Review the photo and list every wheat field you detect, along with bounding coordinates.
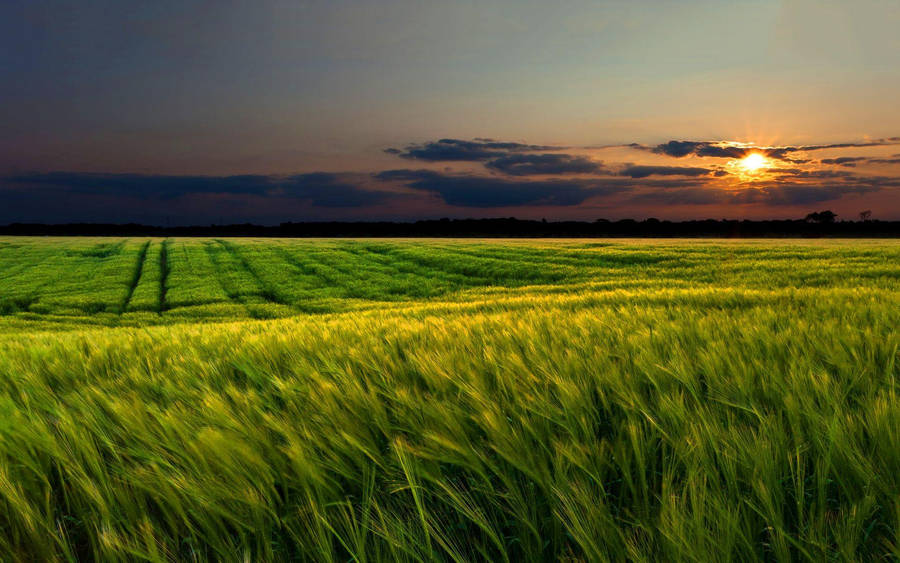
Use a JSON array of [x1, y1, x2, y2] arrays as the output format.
[[0, 237, 898, 561]]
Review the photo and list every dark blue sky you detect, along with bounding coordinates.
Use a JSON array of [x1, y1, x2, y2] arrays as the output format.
[[2, 1, 899, 224]]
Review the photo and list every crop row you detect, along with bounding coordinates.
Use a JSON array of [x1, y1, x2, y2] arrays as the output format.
[[0, 238, 897, 330]]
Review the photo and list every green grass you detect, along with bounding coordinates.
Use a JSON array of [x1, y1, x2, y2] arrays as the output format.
[[0, 237, 898, 561]]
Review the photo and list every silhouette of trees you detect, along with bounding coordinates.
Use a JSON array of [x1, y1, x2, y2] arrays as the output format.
[[805, 210, 837, 224], [859, 210, 872, 221], [2, 214, 898, 237]]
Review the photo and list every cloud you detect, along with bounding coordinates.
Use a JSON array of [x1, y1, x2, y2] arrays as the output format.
[[389, 138, 553, 162], [375, 169, 628, 207], [651, 141, 746, 159], [770, 169, 856, 180], [6, 134, 898, 220], [619, 165, 711, 178], [766, 170, 900, 192], [632, 183, 883, 206], [278, 173, 392, 207], [731, 184, 880, 205], [648, 139, 900, 161], [765, 141, 897, 160], [628, 188, 728, 205], [485, 154, 602, 176], [851, 176, 900, 188], [2, 172, 393, 207], [821, 157, 867, 167]]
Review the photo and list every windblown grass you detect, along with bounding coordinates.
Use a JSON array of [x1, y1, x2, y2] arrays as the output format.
[[0, 238, 897, 560]]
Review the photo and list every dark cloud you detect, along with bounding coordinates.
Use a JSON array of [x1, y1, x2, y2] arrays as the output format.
[[821, 157, 867, 167], [6, 133, 898, 221], [648, 139, 900, 161], [619, 165, 711, 178], [2, 172, 392, 207], [651, 141, 746, 159], [698, 145, 750, 158], [391, 138, 553, 162], [4, 172, 269, 198], [766, 167, 804, 175], [633, 183, 883, 207], [485, 154, 601, 176], [731, 185, 880, 205], [850, 176, 900, 188], [787, 141, 892, 151], [770, 169, 857, 180], [628, 187, 728, 205], [279, 173, 391, 207], [649, 141, 698, 158], [373, 169, 438, 182], [375, 169, 627, 207], [765, 141, 897, 161]]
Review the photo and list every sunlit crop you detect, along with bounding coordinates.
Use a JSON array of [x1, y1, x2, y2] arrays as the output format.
[[0, 237, 898, 560]]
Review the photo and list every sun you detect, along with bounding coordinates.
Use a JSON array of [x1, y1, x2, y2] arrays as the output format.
[[739, 152, 769, 173]]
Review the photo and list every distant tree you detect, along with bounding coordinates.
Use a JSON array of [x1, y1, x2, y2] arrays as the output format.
[[805, 210, 837, 224], [859, 210, 872, 221]]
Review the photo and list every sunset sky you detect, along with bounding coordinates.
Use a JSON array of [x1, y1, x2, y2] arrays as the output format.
[[2, 0, 899, 224]]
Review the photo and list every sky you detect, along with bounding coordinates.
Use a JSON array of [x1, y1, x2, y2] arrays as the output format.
[[2, 0, 899, 224]]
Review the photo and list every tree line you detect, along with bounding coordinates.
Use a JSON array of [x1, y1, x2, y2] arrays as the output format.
[[2, 212, 898, 237]]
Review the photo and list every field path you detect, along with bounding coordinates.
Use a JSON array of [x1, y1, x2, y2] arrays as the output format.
[[119, 240, 151, 314], [158, 239, 170, 313], [214, 239, 290, 306]]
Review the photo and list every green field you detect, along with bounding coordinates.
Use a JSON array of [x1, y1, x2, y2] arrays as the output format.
[[0, 238, 898, 561]]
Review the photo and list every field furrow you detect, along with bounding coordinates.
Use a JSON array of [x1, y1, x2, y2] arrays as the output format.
[[119, 240, 151, 313], [214, 239, 292, 306], [158, 239, 170, 313]]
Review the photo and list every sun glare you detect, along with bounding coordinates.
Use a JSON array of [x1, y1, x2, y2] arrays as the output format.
[[740, 152, 769, 173]]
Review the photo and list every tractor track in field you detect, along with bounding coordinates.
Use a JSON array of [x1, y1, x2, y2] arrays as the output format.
[[272, 246, 352, 290], [214, 239, 288, 306], [344, 243, 467, 286], [202, 242, 245, 304], [158, 239, 170, 313], [120, 240, 151, 314]]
